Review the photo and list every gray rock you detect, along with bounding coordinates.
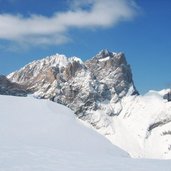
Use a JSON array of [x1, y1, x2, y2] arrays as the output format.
[[0, 75, 27, 96]]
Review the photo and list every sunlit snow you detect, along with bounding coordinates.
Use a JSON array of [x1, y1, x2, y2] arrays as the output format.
[[0, 95, 171, 171]]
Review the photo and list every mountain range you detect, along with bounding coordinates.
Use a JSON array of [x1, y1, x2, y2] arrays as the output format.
[[1, 49, 171, 159]]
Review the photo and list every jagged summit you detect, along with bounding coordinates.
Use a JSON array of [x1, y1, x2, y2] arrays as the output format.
[[95, 49, 114, 58], [31, 53, 82, 68], [8, 53, 83, 84], [93, 50, 127, 66], [7, 49, 138, 115]]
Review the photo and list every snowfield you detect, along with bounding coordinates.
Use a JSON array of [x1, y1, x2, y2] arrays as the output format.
[[0, 95, 171, 171], [105, 90, 171, 159]]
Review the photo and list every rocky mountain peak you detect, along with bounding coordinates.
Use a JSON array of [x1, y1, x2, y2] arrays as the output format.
[[92, 49, 127, 66], [96, 49, 113, 58], [7, 50, 138, 134], [85, 50, 137, 97], [8, 53, 83, 84]]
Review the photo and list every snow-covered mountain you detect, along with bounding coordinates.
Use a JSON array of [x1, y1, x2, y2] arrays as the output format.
[[0, 94, 171, 171], [8, 49, 138, 114], [6, 50, 171, 159]]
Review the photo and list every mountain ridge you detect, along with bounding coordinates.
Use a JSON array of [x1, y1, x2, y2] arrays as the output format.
[[8, 49, 138, 114], [3, 49, 171, 159]]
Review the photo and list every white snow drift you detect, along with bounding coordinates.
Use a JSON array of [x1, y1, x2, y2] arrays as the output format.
[[0, 94, 171, 171], [92, 90, 171, 159]]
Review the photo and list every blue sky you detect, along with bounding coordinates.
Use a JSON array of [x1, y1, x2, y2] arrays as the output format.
[[0, 0, 170, 94]]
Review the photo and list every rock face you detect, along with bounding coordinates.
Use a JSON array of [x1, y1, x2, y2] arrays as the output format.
[[8, 50, 138, 117], [163, 90, 171, 101], [0, 75, 27, 96], [85, 50, 138, 98]]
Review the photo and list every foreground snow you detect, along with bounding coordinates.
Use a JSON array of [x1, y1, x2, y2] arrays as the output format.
[[0, 95, 171, 171]]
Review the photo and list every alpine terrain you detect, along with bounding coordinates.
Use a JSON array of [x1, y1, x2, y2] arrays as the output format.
[[5, 49, 171, 159]]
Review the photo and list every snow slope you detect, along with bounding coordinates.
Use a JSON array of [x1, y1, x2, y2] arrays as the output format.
[[0, 95, 171, 171], [98, 91, 171, 159]]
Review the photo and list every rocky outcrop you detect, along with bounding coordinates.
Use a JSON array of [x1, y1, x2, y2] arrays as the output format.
[[85, 50, 138, 98], [8, 50, 138, 115], [163, 90, 171, 101], [0, 75, 27, 96]]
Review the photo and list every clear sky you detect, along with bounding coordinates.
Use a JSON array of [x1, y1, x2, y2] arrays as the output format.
[[0, 0, 170, 94]]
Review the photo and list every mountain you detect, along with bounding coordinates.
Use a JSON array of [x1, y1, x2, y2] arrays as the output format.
[[0, 94, 171, 171], [8, 49, 138, 113], [0, 75, 27, 96], [7, 50, 171, 159]]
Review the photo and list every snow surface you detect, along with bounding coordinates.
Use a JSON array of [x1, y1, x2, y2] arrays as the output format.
[[0, 95, 171, 171], [98, 56, 110, 62], [98, 90, 171, 159]]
